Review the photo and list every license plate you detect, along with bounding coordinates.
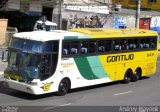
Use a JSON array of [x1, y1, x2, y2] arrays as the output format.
[[4, 73, 23, 80]]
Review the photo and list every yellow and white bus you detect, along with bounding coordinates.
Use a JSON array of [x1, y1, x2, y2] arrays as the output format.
[[3, 28, 158, 95]]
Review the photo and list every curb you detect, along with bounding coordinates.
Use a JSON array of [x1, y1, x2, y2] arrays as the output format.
[[0, 47, 7, 49]]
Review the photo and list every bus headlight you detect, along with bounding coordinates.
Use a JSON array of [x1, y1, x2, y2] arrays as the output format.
[[29, 82, 38, 85], [27, 79, 40, 85]]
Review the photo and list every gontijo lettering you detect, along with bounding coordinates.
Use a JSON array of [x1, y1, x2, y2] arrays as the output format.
[[107, 54, 134, 62]]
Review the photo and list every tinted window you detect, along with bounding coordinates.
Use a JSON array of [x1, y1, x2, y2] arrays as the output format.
[[105, 40, 112, 51], [113, 39, 121, 51], [44, 41, 59, 52], [63, 41, 79, 55], [70, 41, 79, 54], [80, 41, 88, 54], [140, 38, 150, 49], [89, 41, 97, 53], [63, 42, 70, 55], [10, 38, 43, 53], [128, 39, 139, 50], [98, 40, 105, 52], [62, 36, 157, 57]]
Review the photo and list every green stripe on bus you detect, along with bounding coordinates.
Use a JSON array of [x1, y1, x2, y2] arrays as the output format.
[[86, 56, 108, 78], [64, 36, 78, 40], [74, 57, 98, 80], [78, 36, 91, 39], [64, 36, 91, 40]]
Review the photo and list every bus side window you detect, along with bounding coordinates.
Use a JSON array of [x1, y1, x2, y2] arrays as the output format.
[[89, 41, 97, 53], [140, 38, 146, 49], [120, 39, 127, 50], [63, 49, 68, 55], [81, 41, 88, 54], [128, 39, 138, 50], [145, 38, 151, 48], [98, 46, 105, 52], [113, 40, 121, 51], [98, 40, 105, 52], [140, 38, 151, 49], [71, 48, 77, 54], [140, 44, 143, 48], [151, 37, 156, 48], [63, 42, 70, 55], [105, 40, 112, 52], [70, 41, 79, 54], [143, 43, 150, 48], [114, 45, 121, 50], [81, 48, 88, 54], [151, 43, 155, 48], [129, 44, 136, 49], [140, 37, 157, 49]]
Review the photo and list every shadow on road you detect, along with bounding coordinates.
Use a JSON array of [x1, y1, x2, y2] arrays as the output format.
[[69, 76, 150, 94], [0, 76, 150, 100], [70, 81, 121, 94]]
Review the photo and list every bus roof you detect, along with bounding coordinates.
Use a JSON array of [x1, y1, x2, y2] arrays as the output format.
[[69, 28, 158, 38], [13, 30, 85, 42], [13, 28, 158, 42]]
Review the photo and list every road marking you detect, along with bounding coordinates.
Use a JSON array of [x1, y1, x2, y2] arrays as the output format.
[[114, 91, 133, 96], [44, 103, 71, 110]]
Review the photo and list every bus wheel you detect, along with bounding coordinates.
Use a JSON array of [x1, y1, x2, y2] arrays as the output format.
[[123, 69, 132, 84], [132, 68, 141, 82], [57, 78, 70, 96]]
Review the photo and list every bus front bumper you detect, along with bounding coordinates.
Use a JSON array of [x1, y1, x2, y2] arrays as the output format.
[[3, 79, 49, 95]]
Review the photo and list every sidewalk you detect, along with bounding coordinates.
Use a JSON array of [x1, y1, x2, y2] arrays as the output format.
[[0, 71, 3, 75], [0, 61, 6, 76], [0, 72, 3, 81]]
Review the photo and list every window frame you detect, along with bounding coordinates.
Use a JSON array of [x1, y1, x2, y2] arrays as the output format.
[[62, 36, 157, 58]]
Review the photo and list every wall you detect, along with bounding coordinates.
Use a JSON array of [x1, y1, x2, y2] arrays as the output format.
[[112, 0, 160, 10], [99, 14, 135, 29], [62, 10, 136, 29], [0, 19, 8, 45], [62, 10, 107, 29]]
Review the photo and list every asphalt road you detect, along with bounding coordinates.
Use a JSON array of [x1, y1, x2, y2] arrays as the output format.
[[0, 58, 160, 112]]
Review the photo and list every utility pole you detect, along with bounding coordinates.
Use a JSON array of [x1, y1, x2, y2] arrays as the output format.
[[58, 0, 63, 30], [52, 0, 63, 30], [135, 0, 141, 28]]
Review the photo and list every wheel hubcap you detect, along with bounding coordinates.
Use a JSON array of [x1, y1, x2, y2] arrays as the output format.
[[60, 83, 67, 93]]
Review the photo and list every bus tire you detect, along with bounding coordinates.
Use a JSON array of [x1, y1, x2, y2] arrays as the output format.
[[132, 68, 142, 82], [57, 78, 70, 96], [123, 69, 132, 84]]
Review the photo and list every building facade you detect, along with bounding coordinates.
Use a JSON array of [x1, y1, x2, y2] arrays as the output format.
[[1, 0, 160, 34], [112, 0, 160, 10]]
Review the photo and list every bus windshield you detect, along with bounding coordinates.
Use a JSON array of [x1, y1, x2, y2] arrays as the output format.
[[5, 38, 59, 81], [5, 51, 41, 79], [10, 38, 43, 53]]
